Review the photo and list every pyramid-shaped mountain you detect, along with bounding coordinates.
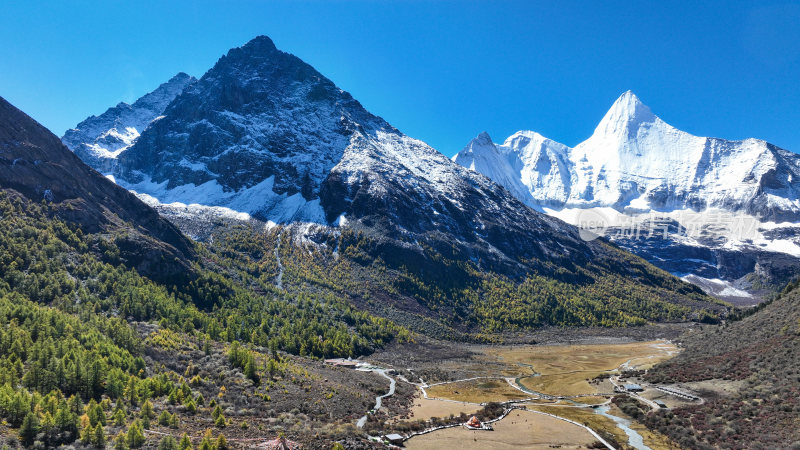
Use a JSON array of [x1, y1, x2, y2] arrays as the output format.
[[63, 37, 724, 327]]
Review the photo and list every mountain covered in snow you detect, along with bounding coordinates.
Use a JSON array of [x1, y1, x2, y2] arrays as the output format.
[[62, 72, 195, 173], [456, 91, 800, 220], [455, 91, 800, 301], [65, 36, 596, 272], [62, 36, 723, 329]]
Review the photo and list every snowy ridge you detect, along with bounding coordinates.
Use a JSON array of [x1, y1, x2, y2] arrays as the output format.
[[120, 173, 326, 224], [61, 73, 195, 173], [105, 36, 557, 235], [456, 91, 800, 221], [454, 91, 800, 298]]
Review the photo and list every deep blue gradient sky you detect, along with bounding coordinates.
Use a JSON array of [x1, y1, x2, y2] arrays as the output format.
[[2, 1, 799, 156]]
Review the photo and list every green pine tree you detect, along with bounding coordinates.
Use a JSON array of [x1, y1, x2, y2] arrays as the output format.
[[19, 411, 40, 447], [158, 435, 179, 450], [114, 430, 129, 450], [215, 433, 228, 450], [125, 420, 146, 448], [158, 410, 172, 426], [114, 406, 127, 426], [184, 399, 197, 414], [244, 354, 258, 382], [214, 413, 227, 428], [211, 405, 223, 420], [92, 423, 106, 448], [178, 433, 193, 450]]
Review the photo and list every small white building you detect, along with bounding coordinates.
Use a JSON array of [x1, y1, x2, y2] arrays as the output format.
[[384, 434, 404, 444], [623, 383, 643, 392]]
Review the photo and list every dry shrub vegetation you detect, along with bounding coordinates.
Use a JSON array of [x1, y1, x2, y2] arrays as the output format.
[[644, 281, 800, 449]]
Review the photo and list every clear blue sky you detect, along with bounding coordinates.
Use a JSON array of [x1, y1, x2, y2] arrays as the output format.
[[2, 0, 799, 156]]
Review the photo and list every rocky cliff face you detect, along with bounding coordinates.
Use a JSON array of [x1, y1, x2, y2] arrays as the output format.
[[1, 96, 195, 283], [66, 36, 600, 275]]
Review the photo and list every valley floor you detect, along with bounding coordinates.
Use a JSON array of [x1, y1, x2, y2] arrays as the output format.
[[365, 326, 706, 449]]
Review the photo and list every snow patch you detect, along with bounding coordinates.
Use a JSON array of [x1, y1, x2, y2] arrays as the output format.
[[680, 274, 753, 299], [119, 174, 326, 225]]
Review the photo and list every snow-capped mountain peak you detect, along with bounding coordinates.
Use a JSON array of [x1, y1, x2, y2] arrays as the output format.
[[66, 35, 616, 277], [474, 131, 494, 145], [453, 132, 497, 164], [595, 90, 656, 133], [457, 91, 800, 220], [454, 91, 800, 299], [61, 72, 195, 173]]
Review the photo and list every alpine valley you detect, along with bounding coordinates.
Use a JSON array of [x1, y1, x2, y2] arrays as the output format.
[[455, 91, 800, 304], [0, 34, 797, 450], [61, 36, 722, 334]]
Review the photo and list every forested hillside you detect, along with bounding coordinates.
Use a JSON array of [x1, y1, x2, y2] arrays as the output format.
[[199, 221, 726, 342], [0, 192, 408, 448], [0, 86, 730, 448], [644, 282, 800, 449], [0, 96, 408, 447]]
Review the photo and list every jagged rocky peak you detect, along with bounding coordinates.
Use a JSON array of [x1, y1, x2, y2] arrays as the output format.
[[455, 132, 497, 163], [61, 71, 196, 173], [79, 35, 607, 275], [180, 34, 372, 122], [473, 131, 494, 146], [113, 33, 392, 218], [130, 72, 195, 111], [226, 34, 280, 60]]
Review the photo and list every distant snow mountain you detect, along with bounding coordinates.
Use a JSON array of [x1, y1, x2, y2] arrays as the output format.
[[62, 73, 195, 173], [455, 91, 800, 301], [456, 91, 800, 220]]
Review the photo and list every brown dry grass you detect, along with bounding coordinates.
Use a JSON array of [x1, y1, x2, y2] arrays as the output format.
[[531, 404, 629, 445], [530, 404, 678, 450], [404, 409, 597, 449], [404, 341, 680, 449], [490, 340, 678, 396], [425, 379, 530, 403], [404, 392, 482, 422]]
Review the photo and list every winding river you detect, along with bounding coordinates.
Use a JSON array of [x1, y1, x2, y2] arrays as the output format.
[[356, 369, 396, 428], [594, 405, 650, 450]]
